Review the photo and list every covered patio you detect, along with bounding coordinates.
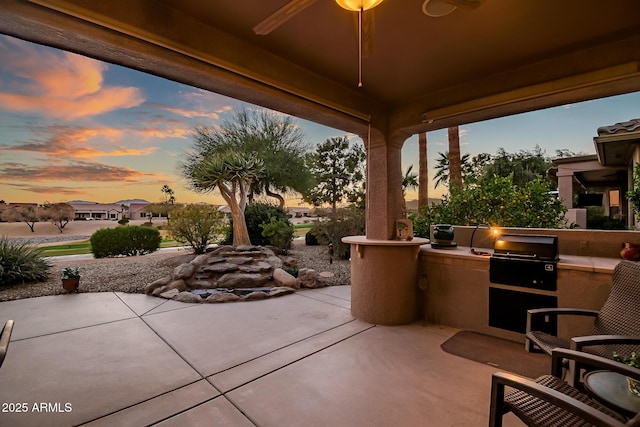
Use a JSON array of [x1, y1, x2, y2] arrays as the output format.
[[0, 288, 528, 426], [1, 1, 640, 425]]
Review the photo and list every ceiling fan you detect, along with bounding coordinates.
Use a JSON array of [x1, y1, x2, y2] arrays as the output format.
[[252, 0, 485, 36], [252, 0, 484, 86]]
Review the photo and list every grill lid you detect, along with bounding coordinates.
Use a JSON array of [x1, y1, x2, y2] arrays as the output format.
[[493, 234, 558, 261]]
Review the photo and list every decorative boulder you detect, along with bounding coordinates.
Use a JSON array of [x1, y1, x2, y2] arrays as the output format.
[[273, 268, 299, 289], [174, 263, 197, 280]]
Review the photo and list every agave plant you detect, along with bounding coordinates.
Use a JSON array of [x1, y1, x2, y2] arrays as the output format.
[[0, 236, 51, 285]]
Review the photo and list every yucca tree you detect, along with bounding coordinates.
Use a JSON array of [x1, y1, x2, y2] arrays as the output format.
[[188, 150, 265, 246]]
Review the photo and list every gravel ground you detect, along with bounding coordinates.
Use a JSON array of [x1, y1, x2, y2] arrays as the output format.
[[0, 239, 350, 302]]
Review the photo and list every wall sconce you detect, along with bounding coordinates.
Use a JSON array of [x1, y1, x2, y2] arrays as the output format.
[[470, 224, 499, 256]]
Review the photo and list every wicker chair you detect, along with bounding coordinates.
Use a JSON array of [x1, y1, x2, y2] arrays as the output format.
[[489, 348, 640, 427], [525, 260, 640, 359], [0, 320, 14, 370]]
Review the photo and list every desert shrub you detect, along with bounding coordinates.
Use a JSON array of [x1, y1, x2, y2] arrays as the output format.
[[305, 225, 320, 246], [118, 217, 129, 226], [90, 226, 161, 258], [167, 205, 228, 254], [260, 216, 294, 254], [0, 236, 51, 285], [310, 207, 365, 259], [284, 266, 299, 277], [222, 202, 289, 246]]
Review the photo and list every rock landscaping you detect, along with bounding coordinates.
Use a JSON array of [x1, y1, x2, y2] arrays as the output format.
[[144, 245, 335, 303]]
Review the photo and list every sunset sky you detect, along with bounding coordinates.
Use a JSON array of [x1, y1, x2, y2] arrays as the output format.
[[1, 34, 640, 206]]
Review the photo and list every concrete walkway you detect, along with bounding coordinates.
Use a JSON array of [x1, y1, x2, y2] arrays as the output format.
[[0, 287, 522, 426]]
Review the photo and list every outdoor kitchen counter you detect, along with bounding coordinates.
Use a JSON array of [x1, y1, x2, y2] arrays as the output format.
[[343, 236, 429, 326], [420, 246, 620, 274], [419, 246, 621, 342]]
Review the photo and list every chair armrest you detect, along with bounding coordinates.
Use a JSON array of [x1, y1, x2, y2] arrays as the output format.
[[571, 335, 640, 351], [528, 308, 599, 318], [526, 308, 599, 334], [490, 371, 627, 427], [0, 320, 14, 369], [551, 348, 640, 382]]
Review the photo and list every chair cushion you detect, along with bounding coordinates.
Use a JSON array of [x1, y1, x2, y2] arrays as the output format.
[[504, 375, 626, 427]]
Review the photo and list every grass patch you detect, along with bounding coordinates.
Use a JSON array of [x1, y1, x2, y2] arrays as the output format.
[[293, 223, 313, 237], [39, 238, 179, 257]]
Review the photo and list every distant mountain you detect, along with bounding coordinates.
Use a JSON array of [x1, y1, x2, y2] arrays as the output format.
[[114, 199, 150, 206], [67, 200, 98, 204]]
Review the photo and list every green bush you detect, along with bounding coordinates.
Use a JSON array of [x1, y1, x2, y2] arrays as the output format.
[[90, 226, 162, 258], [223, 202, 289, 246], [305, 226, 320, 245], [411, 175, 568, 237], [167, 205, 228, 254], [310, 207, 365, 259], [260, 216, 295, 253], [118, 217, 129, 226], [284, 266, 299, 277], [0, 236, 51, 285]]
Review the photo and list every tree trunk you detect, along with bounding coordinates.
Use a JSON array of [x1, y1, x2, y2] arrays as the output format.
[[219, 182, 252, 247], [265, 184, 285, 209], [231, 206, 251, 247], [448, 126, 462, 188], [418, 132, 429, 211]]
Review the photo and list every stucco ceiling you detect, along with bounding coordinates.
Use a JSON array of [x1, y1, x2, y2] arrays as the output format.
[[2, 0, 640, 138]]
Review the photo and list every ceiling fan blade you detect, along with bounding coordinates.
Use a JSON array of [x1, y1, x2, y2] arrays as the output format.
[[439, 0, 485, 9], [253, 0, 319, 35]]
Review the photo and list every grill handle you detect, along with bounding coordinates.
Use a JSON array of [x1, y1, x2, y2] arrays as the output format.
[[495, 252, 540, 260]]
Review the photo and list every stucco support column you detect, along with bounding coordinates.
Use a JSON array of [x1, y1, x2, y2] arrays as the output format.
[[557, 170, 574, 210], [344, 130, 428, 326], [365, 131, 407, 239]]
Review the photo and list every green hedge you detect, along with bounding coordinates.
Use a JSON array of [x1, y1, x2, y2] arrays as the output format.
[[90, 226, 161, 258]]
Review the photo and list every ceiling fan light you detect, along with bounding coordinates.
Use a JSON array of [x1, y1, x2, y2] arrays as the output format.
[[335, 0, 384, 12]]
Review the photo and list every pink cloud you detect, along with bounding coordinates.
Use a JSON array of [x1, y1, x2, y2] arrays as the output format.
[[1, 125, 158, 159], [0, 161, 161, 182], [0, 36, 144, 120]]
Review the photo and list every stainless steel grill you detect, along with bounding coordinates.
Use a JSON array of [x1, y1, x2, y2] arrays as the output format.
[[489, 234, 559, 334], [490, 234, 559, 291]]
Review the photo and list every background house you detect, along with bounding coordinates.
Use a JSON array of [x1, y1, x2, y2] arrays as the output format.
[[549, 119, 640, 229]]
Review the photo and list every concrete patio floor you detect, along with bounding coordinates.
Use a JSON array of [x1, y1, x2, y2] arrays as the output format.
[[0, 286, 524, 426]]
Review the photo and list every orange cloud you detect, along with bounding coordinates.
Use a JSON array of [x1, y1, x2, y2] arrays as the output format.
[[0, 36, 144, 120], [1, 125, 158, 159], [0, 161, 160, 182]]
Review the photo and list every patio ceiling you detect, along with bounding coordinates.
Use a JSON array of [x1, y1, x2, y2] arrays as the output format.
[[1, 0, 640, 138]]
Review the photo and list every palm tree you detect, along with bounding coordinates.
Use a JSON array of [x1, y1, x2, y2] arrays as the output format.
[[161, 185, 175, 204], [188, 150, 265, 246], [448, 126, 463, 188], [433, 152, 471, 189], [402, 165, 418, 217], [418, 132, 429, 211]]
